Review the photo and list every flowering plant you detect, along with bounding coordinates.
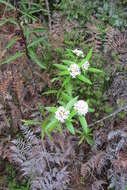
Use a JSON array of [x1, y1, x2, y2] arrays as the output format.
[[40, 48, 103, 144], [54, 48, 102, 87], [42, 94, 94, 144], [27, 47, 102, 145]]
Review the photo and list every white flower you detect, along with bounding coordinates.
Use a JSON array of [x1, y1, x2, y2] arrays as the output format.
[[82, 61, 90, 70], [74, 100, 88, 116], [55, 106, 70, 123], [72, 49, 84, 58], [68, 63, 81, 78]]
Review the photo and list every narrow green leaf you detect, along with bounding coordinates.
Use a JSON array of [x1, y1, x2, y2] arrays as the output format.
[[62, 77, 71, 88], [88, 108, 95, 112], [42, 90, 58, 96], [46, 107, 57, 113], [68, 109, 77, 120], [46, 119, 58, 133], [78, 75, 92, 85], [41, 118, 49, 139], [85, 136, 94, 145], [62, 60, 75, 65], [22, 119, 40, 126], [28, 37, 45, 48], [79, 116, 88, 134], [79, 47, 93, 67], [1, 37, 18, 56], [86, 47, 93, 60], [66, 97, 78, 110], [19, 10, 37, 21], [58, 71, 70, 76], [29, 48, 46, 69], [0, 0, 15, 10], [78, 136, 85, 145], [61, 92, 71, 102], [66, 121, 75, 135], [32, 27, 47, 33], [88, 67, 103, 73], [5, 37, 17, 50], [0, 18, 17, 26], [51, 77, 60, 83], [54, 64, 68, 70], [24, 26, 31, 41], [1, 52, 24, 65]]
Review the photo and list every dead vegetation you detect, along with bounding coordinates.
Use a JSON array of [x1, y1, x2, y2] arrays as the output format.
[[0, 1, 127, 190]]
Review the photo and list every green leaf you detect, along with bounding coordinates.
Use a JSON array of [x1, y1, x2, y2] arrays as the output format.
[[29, 48, 46, 69], [1, 52, 24, 65], [42, 90, 58, 96], [66, 121, 75, 135], [78, 135, 85, 145], [86, 47, 93, 60], [1, 37, 18, 56], [5, 37, 18, 50], [24, 26, 31, 41], [41, 118, 49, 139], [78, 75, 92, 85], [68, 109, 77, 120], [28, 37, 45, 48], [88, 108, 95, 112], [54, 64, 68, 70], [0, 0, 15, 10], [66, 97, 78, 110], [19, 10, 37, 21], [62, 60, 75, 65], [65, 79, 73, 96], [32, 27, 47, 33], [62, 77, 71, 88], [46, 119, 58, 133], [88, 67, 103, 73], [46, 107, 57, 113], [61, 92, 71, 102], [58, 71, 70, 76], [22, 119, 41, 126], [79, 47, 93, 67], [51, 77, 60, 83], [0, 18, 18, 26], [85, 136, 94, 145], [79, 116, 89, 134]]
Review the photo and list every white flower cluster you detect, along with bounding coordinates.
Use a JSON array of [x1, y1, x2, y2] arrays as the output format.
[[55, 106, 70, 123], [74, 100, 88, 116], [72, 49, 84, 58], [68, 63, 81, 78], [82, 61, 90, 70]]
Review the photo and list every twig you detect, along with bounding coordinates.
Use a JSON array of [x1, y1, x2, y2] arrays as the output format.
[[14, 0, 38, 95], [45, 0, 52, 32], [89, 104, 127, 127]]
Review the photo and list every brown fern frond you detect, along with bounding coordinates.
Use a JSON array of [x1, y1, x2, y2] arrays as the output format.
[[92, 180, 107, 190], [4, 93, 22, 131], [106, 28, 127, 54], [107, 72, 127, 104], [0, 70, 13, 96], [84, 18, 103, 53], [0, 102, 10, 134], [12, 70, 24, 103], [81, 152, 109, 177], [49, 12, 64, 48], [7, 126, 70, 190]]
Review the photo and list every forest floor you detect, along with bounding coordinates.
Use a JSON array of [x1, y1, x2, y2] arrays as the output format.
[[0, 1, 127, 190]]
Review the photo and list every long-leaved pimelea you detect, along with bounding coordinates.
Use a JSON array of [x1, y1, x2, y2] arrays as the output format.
[[41, 48, 103, 144], [54, 48, 102, 87], [24, 48, 102, 145]]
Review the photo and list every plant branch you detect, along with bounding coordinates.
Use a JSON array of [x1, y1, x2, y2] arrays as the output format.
[[89, 104, 127, 127], [45, 0, 52, 32]]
